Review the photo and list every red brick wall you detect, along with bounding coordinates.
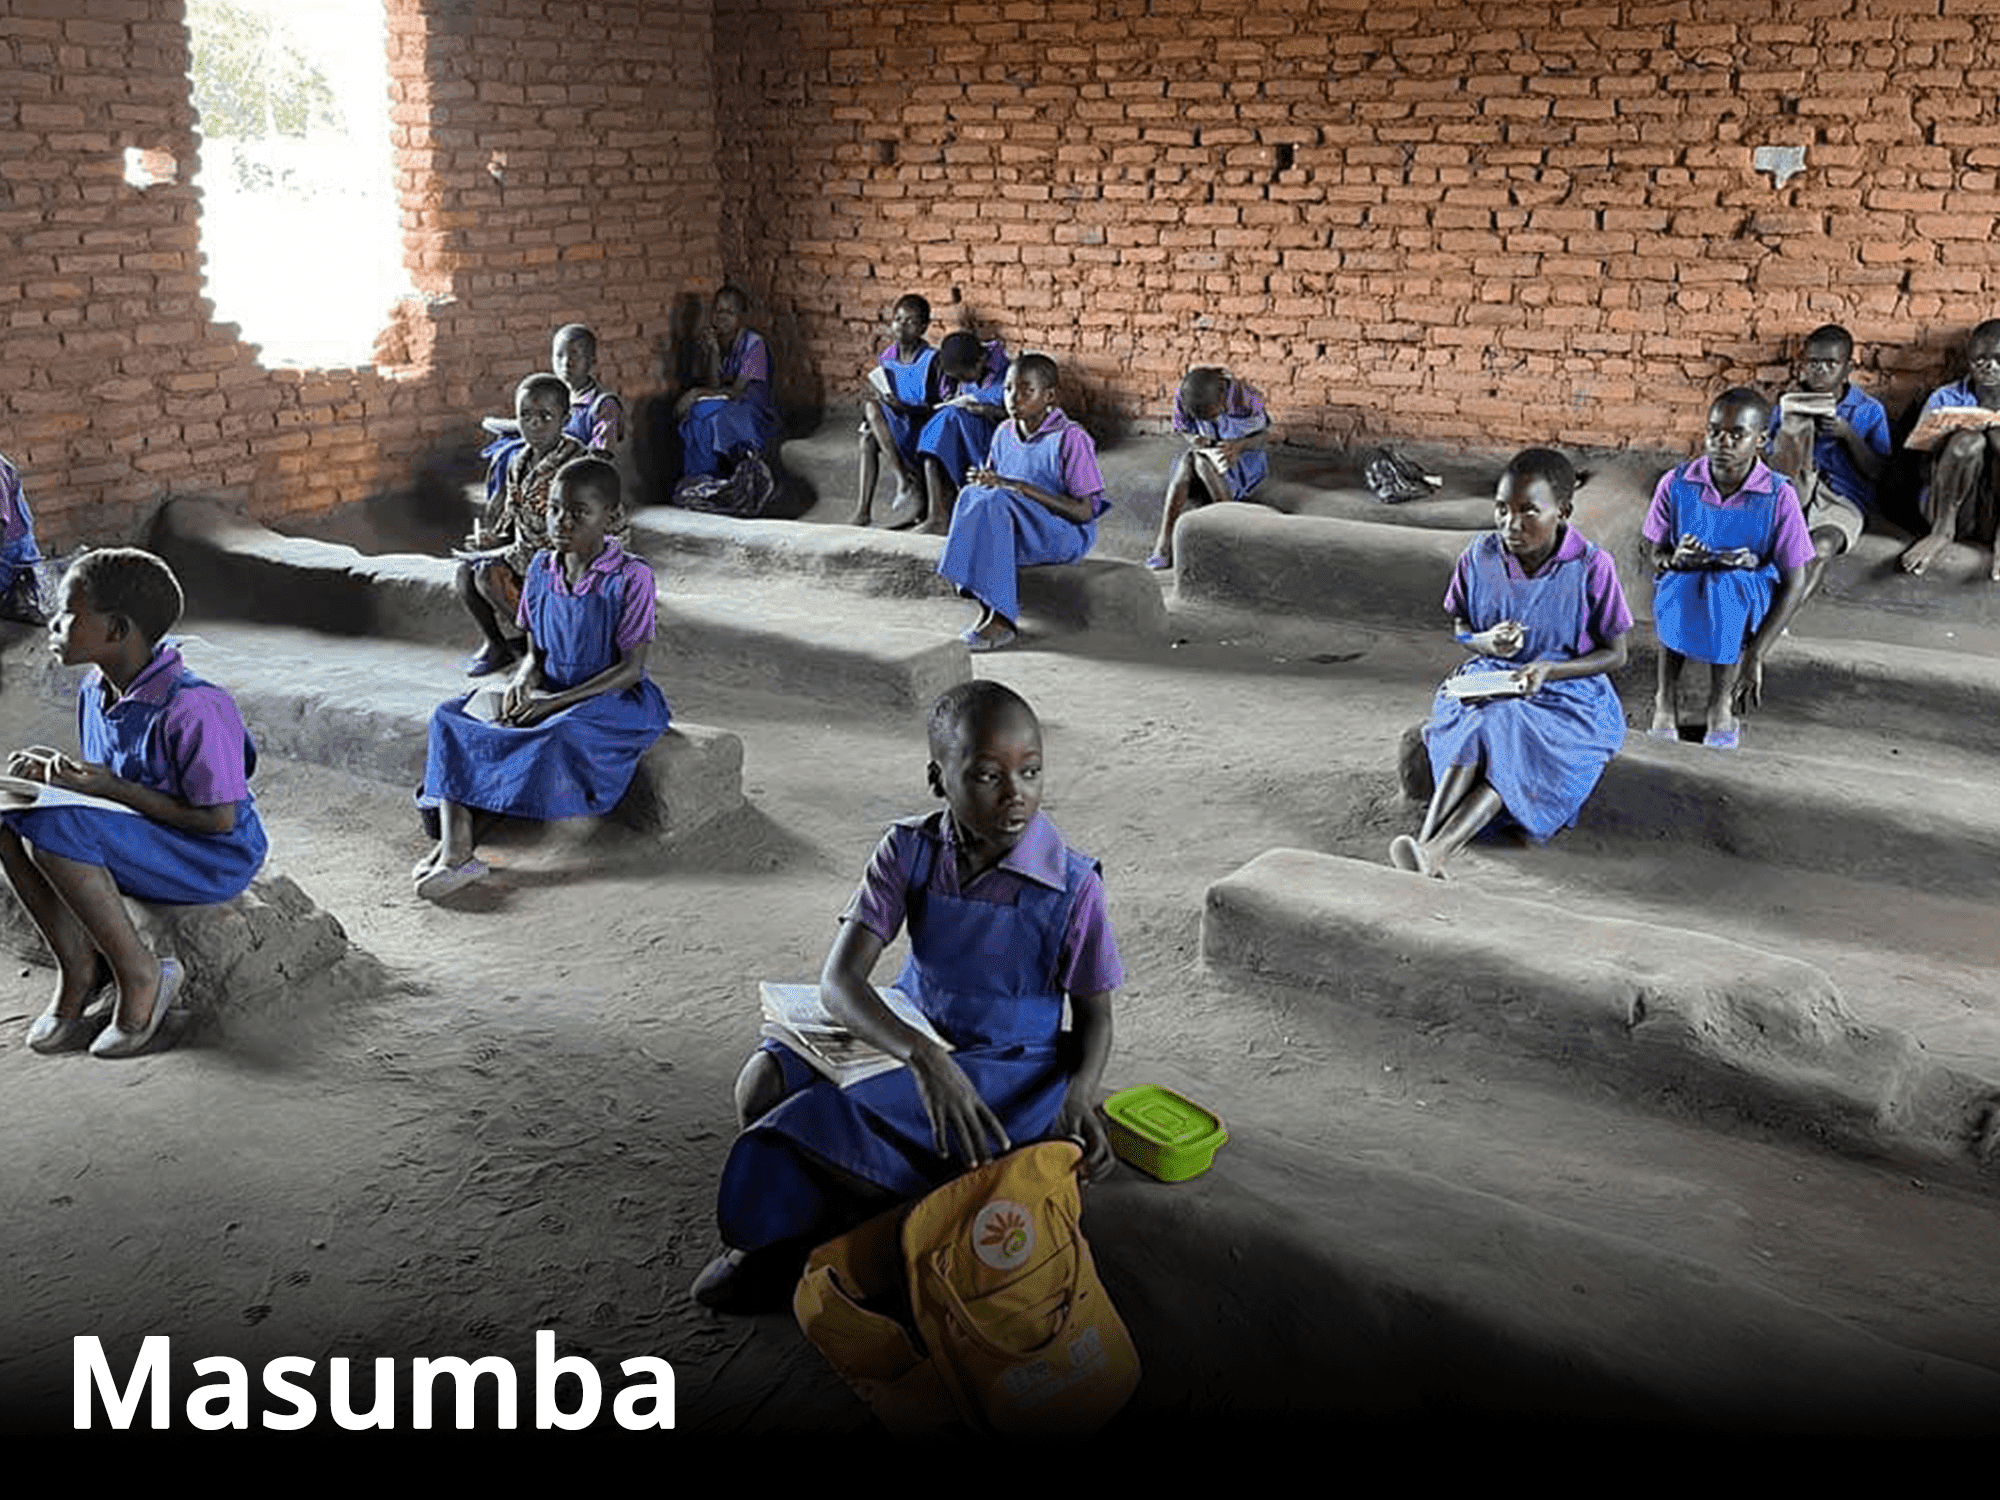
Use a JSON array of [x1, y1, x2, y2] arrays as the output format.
[[713, 0, 2000, 450], [1, 0, 719, 551]]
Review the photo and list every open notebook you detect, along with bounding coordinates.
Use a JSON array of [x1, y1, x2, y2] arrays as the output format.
[[759, 981, 952, 1089]]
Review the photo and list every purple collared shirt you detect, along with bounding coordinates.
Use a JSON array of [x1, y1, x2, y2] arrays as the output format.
[[723, 330, 771, 386], [568, 386, 625, 450], [1641, 458, 1815, 570], [841, 809, 1124, 998], [515, 537, 658, 652], [86, 644, 252, 805], [984, 408, 1108, 516], [1443, 524, 1633, 655], [0, 452, 27, 546], [1172, 375, 1270, 441]]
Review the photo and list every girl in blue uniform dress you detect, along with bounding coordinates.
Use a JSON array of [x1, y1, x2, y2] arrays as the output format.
[[936, 353, 1107, 651], [1644, 388, 1813, 749], [852, 293, 939, 526], [693, 680, 1121, 1311], [0, 449, 44, 622], [2, 548, 266, 1058], [914, 331, 1009, 534], [1147, 367, 1273, 569], [415, 457, 672, 900], [675, 285, 781, 481], [1391, 449, 1633, 879], [478, 324, 623, 502]]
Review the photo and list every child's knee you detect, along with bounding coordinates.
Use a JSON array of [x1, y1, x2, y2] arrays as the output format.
[[734, 1049, 785, 1128]]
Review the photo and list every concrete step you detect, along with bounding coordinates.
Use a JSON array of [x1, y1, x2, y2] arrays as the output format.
[[1200, 849, 2000, 1175], [152, 498, 970, 714], [11, 628, 746, 842], [625, 504, 1169, 639], [1395, 724, 2000, 899]]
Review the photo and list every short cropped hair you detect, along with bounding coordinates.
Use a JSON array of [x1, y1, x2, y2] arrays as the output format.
[[1179, 367, 1227, 412], [927, 680, 1038, 763], [1971, 317, 2000, 345], [1012, 352, 1059, 390], [553, 323, 596, 355], [894, 293, 932, 323], [939, 330, 985, 373], [1804, 324, 1853, 360], [552, 455, 622, 514], [1711, 384, 1771, 427], [1503, 447, 1576, 508], [517, 372, 570, 409], [714, 283, 749, 314], [65, 547, 184, 646]]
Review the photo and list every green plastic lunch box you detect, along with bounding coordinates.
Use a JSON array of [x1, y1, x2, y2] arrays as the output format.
[[1102, 1085, 1228, 1182]]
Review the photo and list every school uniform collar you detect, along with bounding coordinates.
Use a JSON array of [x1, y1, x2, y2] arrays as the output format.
[[1014, 408, 1073, 443], [95, 643, 184, 709], [935, 808, 1067, 891], [546, 537, 628, 591], [1687, 455, 1780, 496], [1497, 522, 1586, 579]]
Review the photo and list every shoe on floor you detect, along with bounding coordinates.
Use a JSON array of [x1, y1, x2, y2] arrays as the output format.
[[90, 958, 182, 1060], [1701, 726, 1741, 751], [416, 857, 489, 902]]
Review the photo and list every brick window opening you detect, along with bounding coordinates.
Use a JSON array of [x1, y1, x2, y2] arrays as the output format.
[[187, 0, 407, 369]]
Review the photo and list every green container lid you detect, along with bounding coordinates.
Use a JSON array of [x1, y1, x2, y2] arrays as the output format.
[[1103, 1085, 1227, 1182]]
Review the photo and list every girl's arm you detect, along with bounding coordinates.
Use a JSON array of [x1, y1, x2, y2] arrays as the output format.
[[501, 633, 548, 722], [1734, 564, 1807, 709], [39, 754, 238, 833], [1517, 629, 1628, 692], [504, 640, 646, 728], [1452, 615, 1525, 659], [822, 916, 1009, 1167], [1053, 989, 1116, 1178], [963, 464, 1099, 524]]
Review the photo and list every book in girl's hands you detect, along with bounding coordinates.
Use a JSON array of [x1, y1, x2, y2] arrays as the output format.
[[1442, 670, 1530, 701], [0, 773, 140, 816], [1904, 405, 2000, 453], [1777, 391, 1838, 420], [759, 981, 952, 1089], [866, 366, 895, 399]]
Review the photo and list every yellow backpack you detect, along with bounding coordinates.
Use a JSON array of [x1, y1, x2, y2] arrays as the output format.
[[793, 1140, 1141, 1436]]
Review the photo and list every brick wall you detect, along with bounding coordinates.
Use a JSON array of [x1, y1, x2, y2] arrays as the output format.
[[712, 0, 2000, 450], [1, 0, 719, 551]]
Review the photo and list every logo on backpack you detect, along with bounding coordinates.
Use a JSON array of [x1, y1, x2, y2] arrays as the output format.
[[972, 1200, 1034, 1270]]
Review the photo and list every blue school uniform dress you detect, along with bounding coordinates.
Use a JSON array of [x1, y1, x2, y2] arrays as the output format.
[[3, 646, 267, 903], [1426, 532, 1628, 843], [937, 409, 1105, 628], [480, 390, 621, 502], [874, 343, 939, 467], [680, 331, 780, 480], [716, 813, 1106, 1252], [1175, 376, 1271, 500], [1651, 460, 1793, 666], [916, 341, 1008, 483], [420, 542, 671, 821]]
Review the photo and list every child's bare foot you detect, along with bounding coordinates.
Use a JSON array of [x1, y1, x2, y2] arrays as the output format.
[[1388, 835, 1423, 873], [1989, 549, 2000, 583], [1899, 532, 1950, 575], [848, 505, 873, 527], [1649, 705, 1677, 735], [916, 513, 949, 537]]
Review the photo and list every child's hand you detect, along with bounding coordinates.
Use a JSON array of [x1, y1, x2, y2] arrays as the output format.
[[965, 465, 1002, 489], [46, 754, 116, 797], [7, 747, 62, 782], [909, 1045, 1010, 1168], [1513, 661, 1553, 695], [1715, 547, 1761, 570], [1053, 1094, 1116, 1180], [1471, 620, 1525, 658], [1669, 534, 1710, 571]]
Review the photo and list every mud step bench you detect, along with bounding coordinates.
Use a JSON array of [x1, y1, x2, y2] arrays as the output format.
[[1395, 725, 2000, 898], [0, 870, 363, 1032], [624, 505, 1170, 640], [1200, 849, 2000, 1174], [17, 629, 748, 845], [151, 498, 969, 713]]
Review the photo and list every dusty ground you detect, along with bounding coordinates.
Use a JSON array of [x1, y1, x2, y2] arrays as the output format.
[[4, 432, 1999, 1444]]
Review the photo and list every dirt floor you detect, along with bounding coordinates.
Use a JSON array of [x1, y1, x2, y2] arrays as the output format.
[[5, 435, 2000, 1445]]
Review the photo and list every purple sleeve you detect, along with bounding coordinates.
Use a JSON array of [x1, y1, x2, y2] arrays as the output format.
[[1640, 471, 1677, 545], [614, 556, 657, 652], [161, 685, 251, 805], [1061, 427, 1106, 506], [1769, 481, 1816, 569], [1442, 544, 1475, 620], [839, 827, 913, 944], [590, 394, 625, 449], [1170, 387, 1194, 436], [1056, 867, 1124, 997], [732, 332, 771, 386], [1228, 380, 1269, 428], [1581, 547, 1634, 651], [0, 456, 25, 545]]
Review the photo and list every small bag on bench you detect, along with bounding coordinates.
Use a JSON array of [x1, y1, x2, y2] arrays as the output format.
[[793, 1140, 1140, 1437]]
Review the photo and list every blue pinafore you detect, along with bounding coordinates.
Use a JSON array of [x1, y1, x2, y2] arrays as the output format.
[[1184, 388, 1270, 500], [936, 413, 1101, 628], [875, 345, 938, 468], [4, 664, 267, 904], [680, 332, 781, 480], [420, 550, 672, 821], [1651, 463, 1782, 666], [1425, 532, 1628, 842], [716, 831, 1096, 1252], [916, 343, 1008, 483]]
